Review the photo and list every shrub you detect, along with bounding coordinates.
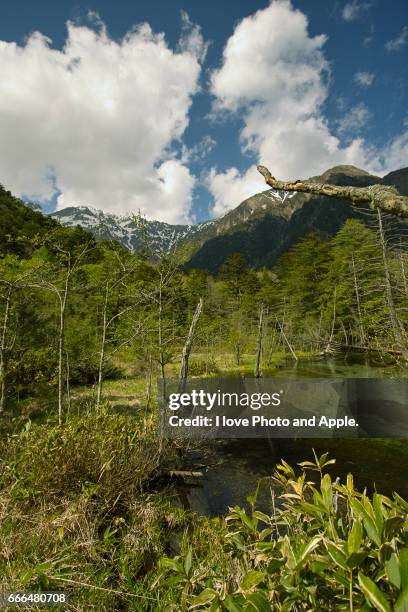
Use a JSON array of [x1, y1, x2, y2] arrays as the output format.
[[158, 452, 408, 610], [187, 357, 220, 377], [2, 410, 161, 509]]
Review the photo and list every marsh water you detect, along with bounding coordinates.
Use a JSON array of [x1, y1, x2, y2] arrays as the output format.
[[180, 353, 408, 516]]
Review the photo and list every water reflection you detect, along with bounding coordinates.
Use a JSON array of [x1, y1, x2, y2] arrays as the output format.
[[182, 354, 408, 516]]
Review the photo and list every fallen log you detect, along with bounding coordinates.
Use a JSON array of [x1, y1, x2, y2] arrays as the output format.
[[320, 342, 403, 356], [168, 470, 204, 478]]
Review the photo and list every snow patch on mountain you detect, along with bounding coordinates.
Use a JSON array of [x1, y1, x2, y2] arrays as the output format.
[[51, 206, 215, 255]]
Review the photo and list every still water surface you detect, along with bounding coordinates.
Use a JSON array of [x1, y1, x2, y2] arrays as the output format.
[[181, 354, 408, 515]]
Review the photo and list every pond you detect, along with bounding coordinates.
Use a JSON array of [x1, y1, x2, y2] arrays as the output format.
[[180, 353, 408, 516]]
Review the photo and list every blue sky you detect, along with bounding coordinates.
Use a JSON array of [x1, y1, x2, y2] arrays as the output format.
[[0, 0, 407, 222]]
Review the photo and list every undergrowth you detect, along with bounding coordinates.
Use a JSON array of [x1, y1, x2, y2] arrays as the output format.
[[0, 413, 407, 611]]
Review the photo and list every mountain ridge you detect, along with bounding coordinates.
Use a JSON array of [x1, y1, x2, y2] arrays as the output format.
[[49, 164, 408, 271]]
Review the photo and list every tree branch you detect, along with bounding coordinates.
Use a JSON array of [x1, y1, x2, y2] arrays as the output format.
[[257, 165, 408, 218]]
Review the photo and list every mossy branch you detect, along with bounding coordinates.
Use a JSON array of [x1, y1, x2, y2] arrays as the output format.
[[257, 165, 408, 218]]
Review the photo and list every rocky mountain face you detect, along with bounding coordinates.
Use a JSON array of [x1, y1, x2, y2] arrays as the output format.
[[51, 165, 408, 272], [182, 165, 407, 272], [51, 206, 214, 256]]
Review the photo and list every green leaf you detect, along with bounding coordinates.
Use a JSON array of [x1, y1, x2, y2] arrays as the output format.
[[385, 553, 400, 589], [395, 588, 408, 612], [20, 568, 34, 585], [383, 516, 404, 541], [234, 508, 256, 531], [223, 594, 244, 612], [190, 588, 218, 608], [245, 591, 273, 611], [160, 557, 184, 573], [351, 499, 381, 547], [393, 493, 408, 513], [347, 551, 368, 569], [240, 570, 266, 592], [325, 541, 348, 571], [184, 546, 192, 577], [253, 511, 271, 524], [296, 536, 321, 566], [333, 569, 351, 589], [348, 521, 363, 555], [281, 537, 297, 570], [401, 549, 408, 590], [321, 473, 333, 510], [298, 501, 325, 516], [298, 461, 316, 468], [358, 573, 391, 612], [373, 493, 384, 533]]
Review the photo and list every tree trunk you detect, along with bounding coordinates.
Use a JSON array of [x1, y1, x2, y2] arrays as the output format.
[[66, 351, 71, 415], [325, 288, 337, 354], [399, 249, 408, 299], [58, 285, 68, 426], [377, 209, 408, 358], [146, 353, 153, 410], [254, 305, 264, 378], [235, 343, 241, 366], [257, 165, 408, 218], [277, 318, 298, 361], [351, 253, 366, 345], [179, 298, 203, 387], [158, 277, 166, 400], [0, 289, 11, 413], [96, 281, 109, 410]]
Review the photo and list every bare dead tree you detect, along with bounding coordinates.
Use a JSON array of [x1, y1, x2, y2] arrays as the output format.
[[254, 304, 264, 378], [178, 298, 203, 387], [0, 286, 11, 413], [351, 253, 366, 346], [257, 165, 408, 218], [376, 209, 408, 358], [37, 242, 91, 424], [276, 317, 298, 361], [398, 245, 408, 299], [325, 288, 337, 354]]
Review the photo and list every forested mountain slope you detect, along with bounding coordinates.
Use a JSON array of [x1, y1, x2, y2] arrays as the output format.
[[50, 165, 408, 272]]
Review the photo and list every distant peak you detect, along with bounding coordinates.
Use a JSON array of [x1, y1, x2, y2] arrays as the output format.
[[314, 165, 377, 180]]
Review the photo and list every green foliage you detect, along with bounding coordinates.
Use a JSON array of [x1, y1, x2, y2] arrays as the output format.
[[3, 410, 161, 508], [0, 411, 188, 610], [157, 453, 408, 610], [0, 186, 55, 257]]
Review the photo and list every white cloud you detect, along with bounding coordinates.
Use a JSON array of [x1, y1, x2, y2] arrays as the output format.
[[337, 103, 372, 134], [385, 26, 408, 52], [342, 1, 373, 22], [0, 14, 206, 223], [206, 165, 262, 218], [354, 71, 375, 87], [207, 0, 408, 216], [178, 11, 209, 63]]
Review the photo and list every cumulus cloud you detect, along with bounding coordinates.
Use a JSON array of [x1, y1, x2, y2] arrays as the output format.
[[353, 71, 375, 87], [0, 14, 206, 223], [206, 166, 263, 218], [342, 1, 373, 22], [385, 26, 408, 52], [207, 0, 408, 216]]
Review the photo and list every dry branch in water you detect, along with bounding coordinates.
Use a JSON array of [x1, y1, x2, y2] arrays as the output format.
[[257, 165, 408, 218]]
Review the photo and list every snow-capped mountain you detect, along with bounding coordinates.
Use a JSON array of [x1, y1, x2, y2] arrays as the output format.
[[50, 165, 408, 271], [50, 188, 296, 257], [51, 206, 214, 256]]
